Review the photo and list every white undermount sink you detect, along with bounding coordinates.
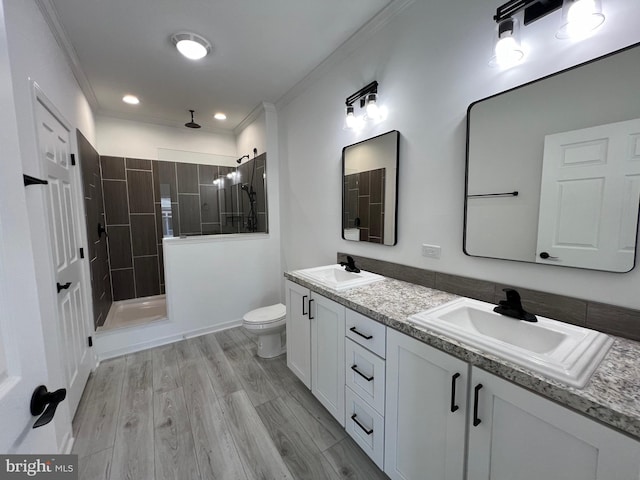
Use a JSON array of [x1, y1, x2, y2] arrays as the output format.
[[294, 264, 384, 291], [408, 298, 613, 388]]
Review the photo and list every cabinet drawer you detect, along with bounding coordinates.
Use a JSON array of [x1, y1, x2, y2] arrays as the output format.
[[345, 387, 385, 469], [346, 309, 386, 358], [345, 338, 385, 415]]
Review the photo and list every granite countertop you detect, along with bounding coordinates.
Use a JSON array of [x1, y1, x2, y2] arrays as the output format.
[[284, 271, 640, 440]]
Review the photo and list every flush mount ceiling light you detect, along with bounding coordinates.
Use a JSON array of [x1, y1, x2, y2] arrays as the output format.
[[171, 32, 212, 60], [122, 94, 140, 105], [184, 109, 201, 129], [344, 81, 386, 130], [490, 0, 605, 67], [214, 112, 227, 120]]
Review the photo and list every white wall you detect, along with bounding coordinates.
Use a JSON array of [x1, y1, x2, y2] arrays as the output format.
[[96, 115, 237, 160], [279, 0, 640, 309], [3, 0, 97, 452], [236, 104, 267, 156]]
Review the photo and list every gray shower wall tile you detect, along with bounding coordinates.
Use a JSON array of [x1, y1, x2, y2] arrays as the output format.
[[126, 157, 152, 170], [112, 268, 135, 301], [198, 164, 218, 185], [101, 156, 126, 180], [103, 180, 130, 225], [130, 214, 158, 256], [178, 194, 202, 234], [177, 163, 199, 193], [127, 170, 155, 213], [134, 256, 160, 298], [107, 225, 133, 269], [154, 160, 177, 202], [200, 185, 220, 223]]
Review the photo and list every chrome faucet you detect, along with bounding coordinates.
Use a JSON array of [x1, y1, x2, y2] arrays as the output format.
[[493, 288, 537, 322], [340, 255, 361, 273]]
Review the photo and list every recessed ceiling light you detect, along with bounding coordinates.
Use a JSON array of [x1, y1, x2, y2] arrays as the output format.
[[170, 32, 212, 60], [122, 95, 140, 105], [214, 112, 227, 120]]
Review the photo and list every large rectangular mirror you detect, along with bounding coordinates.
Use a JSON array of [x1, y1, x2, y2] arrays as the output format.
[[465, 43, 640, 273], [342, 130, 399, 245]]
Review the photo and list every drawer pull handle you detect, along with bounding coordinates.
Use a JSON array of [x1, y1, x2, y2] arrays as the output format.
[[473, 383, 483, 427], [349, 326, 373, 340], [351, 413, 373, 435], [450, 372, 460, 413], [351, 364, 374, 382]]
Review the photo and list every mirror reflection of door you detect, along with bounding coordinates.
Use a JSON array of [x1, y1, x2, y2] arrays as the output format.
[[537, 118, 640, 272], [342, 130, 399, 246]]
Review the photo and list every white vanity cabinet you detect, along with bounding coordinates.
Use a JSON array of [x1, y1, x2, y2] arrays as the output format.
[[384, 328, 469, 480], [345, 310, 387, 468], [468, 367, 640, 480], [385, 329, 640, 480], [285, 280, 345, 426]]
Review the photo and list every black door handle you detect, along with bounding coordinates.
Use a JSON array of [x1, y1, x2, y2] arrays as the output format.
[[349, 326, 373, 340], [473, 383, 483, 426], [30, 385, 67, 428], [351, 364, 374, 381], [450, 373, 461, 412], [56, 282, 72, 293], [98, 223, 108, 238], [302, 295, 308, 316], [308, 299, 315, 320], [539, 252, 559, 260]]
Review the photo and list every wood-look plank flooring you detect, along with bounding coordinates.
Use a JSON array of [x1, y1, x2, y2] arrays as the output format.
[[73, 327, 389, 479]]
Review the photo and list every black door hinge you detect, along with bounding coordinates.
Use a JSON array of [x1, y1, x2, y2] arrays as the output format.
[[79, 247, 84, 259], [70, 154, 76, 166], [87, 336, 93, 347]]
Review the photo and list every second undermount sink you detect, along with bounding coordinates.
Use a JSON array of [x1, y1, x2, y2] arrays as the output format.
[[408, 298, 613, 388], [294, 264, 384, 291]]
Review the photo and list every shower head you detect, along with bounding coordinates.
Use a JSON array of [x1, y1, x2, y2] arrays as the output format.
[[185, 109, 201, 129], [236, 154, 250, 164], [240, 183, 249, 191]]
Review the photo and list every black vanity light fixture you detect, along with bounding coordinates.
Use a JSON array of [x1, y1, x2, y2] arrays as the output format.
[[491, 0, 605, 68], [344, 81, 386, 131]]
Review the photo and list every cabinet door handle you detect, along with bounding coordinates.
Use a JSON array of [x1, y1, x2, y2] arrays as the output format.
[[302, 295, 308, 316], [473, 383, 483, 426], [351, 364, 374, 382], [56, 282, 72, 293], [450, 373, 461, 413], [308, 299, 314, 320], [351, 413, 373, 435], [349, 326, 373, 340]]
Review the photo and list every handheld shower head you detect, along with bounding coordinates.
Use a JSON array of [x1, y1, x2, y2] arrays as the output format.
[[240, 183, 249, 191]]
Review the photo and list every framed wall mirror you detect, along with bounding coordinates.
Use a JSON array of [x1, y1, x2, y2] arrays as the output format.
[[465, 43, 640, 273], [342, 130, 399, 245]]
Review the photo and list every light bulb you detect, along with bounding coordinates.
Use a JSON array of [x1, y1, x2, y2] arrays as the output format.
[[365, 94, 379, 118], [557, 0, 604, 39], [345, 106, 356, 129], [490, 18, 523, 68]]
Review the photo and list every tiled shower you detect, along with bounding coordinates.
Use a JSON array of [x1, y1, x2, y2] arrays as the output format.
[[78, 143, 268, 327]]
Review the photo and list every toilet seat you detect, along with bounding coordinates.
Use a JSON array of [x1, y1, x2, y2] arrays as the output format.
[[243, 303, 286, 325]]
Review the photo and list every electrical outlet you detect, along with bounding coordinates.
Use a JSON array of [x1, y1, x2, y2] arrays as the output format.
[[422, 244, 441, 259]]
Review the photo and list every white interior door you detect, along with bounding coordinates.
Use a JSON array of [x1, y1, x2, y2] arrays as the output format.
[[537, 118, 640, 271], [0, 1, 57, 451], [35, 96, 92, 416]]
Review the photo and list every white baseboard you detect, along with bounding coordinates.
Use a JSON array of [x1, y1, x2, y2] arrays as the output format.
[[95, 318, 243, 361]]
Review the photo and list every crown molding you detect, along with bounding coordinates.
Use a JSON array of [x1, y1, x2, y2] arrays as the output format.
[[233, 101, 275, 136], [35, 0, 99, 109], [275, 0, 415, 110]]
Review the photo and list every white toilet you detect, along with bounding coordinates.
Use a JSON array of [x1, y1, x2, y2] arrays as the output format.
[[242, 303, 286, 358]]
